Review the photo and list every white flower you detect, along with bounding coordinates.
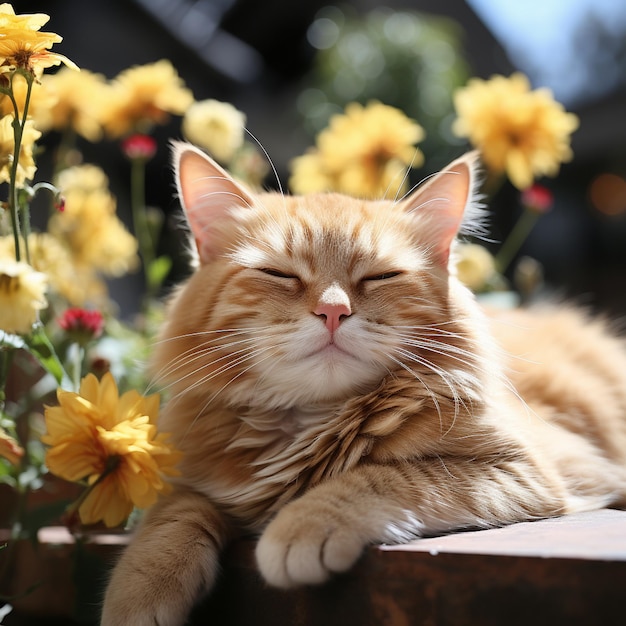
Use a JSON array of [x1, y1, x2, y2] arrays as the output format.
[[182, 99, 246, 163]]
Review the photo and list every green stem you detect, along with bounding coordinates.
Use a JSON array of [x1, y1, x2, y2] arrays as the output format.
[[494, 208, 539, 275], [0, 348, 12, 408], [6, 71, 35, 264], [18, 191, 32, 265], [130, 157, 155, 296]]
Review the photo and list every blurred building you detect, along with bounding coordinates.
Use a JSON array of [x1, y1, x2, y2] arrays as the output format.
[[17, 0, 626, 315]]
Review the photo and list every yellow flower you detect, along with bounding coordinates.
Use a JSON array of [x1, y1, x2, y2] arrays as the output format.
[[0, 5, 78, 77], [49, 165, 139, 277], [454, 243, 497, 292], [0, 113, 40, 185], [287, 152, 334, 195], [290, 101, 424, 199], [56, 162, 109, 192], [0, 3, 49, 31], [0, 234, 107, 306], [43, 372, 181, 527], [182, 99, 246, 163], [0, 259, 47, 334], [0, 71, 58, 120], [452, 73, 579, 190], [101, 60, 194, 138], [34, 68, 109, 141]]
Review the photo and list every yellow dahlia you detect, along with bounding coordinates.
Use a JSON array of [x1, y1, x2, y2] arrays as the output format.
[[101, 59, 194, 138], [452, 73, 579, 190], [0, 71, 58, 120], [0, 233, 107, 306], [50, 165, 139, 277], [43, 372, 181, 527], [0, 259, 47, 334], [0, 113, 40, 184], [0, 4, 77, 77], [34, 68, 109, 141], [182, 99, 246, 163], [55, 162, 109, 192], [290, 101, 424, 199], [0, 3, 49, 31]]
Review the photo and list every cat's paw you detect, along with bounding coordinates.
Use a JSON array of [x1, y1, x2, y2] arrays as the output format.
[[100, 580, 192, 626], [255, 501, 366, 588]]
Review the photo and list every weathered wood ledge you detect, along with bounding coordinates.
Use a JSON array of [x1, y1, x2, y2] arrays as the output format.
[[3, 509, 626, 625]]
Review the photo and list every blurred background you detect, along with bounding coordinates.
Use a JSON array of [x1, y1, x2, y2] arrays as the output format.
[[18, 0, 626, 317]]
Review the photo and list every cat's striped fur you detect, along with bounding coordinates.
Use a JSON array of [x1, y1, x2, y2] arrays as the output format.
[[101, 145, 626, 626]]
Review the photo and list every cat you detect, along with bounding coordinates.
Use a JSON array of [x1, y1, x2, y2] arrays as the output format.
[[101, 143, 626, 626]]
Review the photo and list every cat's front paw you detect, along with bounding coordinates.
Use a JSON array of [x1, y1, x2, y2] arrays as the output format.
[[255, 500, 365, 588], [101, 577, 192, 626]]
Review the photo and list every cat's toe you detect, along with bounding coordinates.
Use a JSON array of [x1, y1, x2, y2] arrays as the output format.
[[256, 514, 364, 588], [256, 530, 327, 588]]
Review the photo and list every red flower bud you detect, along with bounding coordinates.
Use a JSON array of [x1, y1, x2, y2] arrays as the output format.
[[58, 308, 104, 345], [521, 184, 553, 214], [121, 134, 157, 161]]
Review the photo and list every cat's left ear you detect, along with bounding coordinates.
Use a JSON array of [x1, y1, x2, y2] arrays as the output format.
[[172, 141, 255, 263], [401, 151, 482, 268]]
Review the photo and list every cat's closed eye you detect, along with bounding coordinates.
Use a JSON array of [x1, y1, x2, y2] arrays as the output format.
[[363, 271, 402, 281], [259, 268, 299, 279]]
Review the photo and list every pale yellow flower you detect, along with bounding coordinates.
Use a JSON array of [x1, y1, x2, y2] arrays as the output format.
[[290, 101, 424, 199], [182, 99, 246, 163], [0, 71, 58, 120], [287, 152, 334, 195], [454, 243, 497, 292], [0, 259, 47, 334], [50, 165, 139, 277], [0, 4, 49, 31], [56, 162, 109, 192], [0, 234, 107, 306], [101, 60, 194, 138], [43, 372, 181, 527], [0, 114, 40, 184], [452, 73, 579, 190], [34, 68, 109, 141], [0, 4, 76, 75]]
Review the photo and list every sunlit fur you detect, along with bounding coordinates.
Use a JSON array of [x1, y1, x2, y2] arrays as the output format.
[[101, 145, 626, 626]]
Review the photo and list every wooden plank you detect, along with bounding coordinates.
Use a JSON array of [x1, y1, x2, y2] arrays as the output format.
[[191, 509, 626, 626], [3, 510, 626, 624]]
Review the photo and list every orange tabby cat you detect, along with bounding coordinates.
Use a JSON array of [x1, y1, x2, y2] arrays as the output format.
[[101, 144, 626, 626]]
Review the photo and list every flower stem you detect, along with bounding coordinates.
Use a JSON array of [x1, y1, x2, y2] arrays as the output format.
[[6, 71, 35, 264], [494, 207, 539, 275], [129, 157, 155, 297], [0, 348, 12, 412]]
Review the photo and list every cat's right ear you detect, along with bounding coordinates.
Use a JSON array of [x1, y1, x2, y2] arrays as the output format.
[[172, 141, 255, 264]]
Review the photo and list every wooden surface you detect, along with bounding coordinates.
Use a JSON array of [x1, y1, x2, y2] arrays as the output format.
[[2, 509, 626, 625], [192, 509, 626, 626]]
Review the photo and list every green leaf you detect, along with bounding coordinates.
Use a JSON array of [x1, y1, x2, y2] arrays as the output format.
[[146, 255, 172, 291], [24, 326, 67, 386]]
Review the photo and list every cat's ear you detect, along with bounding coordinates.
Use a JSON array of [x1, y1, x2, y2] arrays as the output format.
[[401, 151, 482, 268], [172, 141, 255, 263]]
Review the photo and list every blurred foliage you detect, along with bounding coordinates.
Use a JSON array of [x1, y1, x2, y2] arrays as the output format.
[[298, 5, 471, 170]]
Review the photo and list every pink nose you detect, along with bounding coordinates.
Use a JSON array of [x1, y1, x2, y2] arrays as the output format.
[[314, 302, 351, 334]]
